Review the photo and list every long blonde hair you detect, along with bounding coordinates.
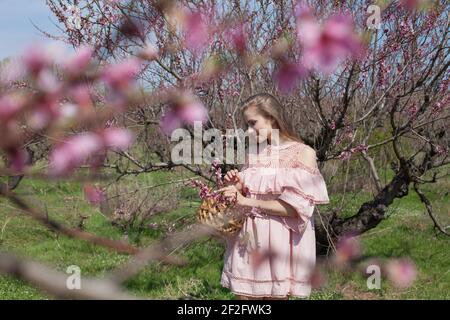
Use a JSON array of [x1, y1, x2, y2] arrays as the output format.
[[241, 93, 303, 143]]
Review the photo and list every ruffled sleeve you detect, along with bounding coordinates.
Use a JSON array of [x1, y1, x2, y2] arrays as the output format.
[[278, 186, 317, 223], [236, 142, 330, 233], [280, 165, 329, 221], [241, 166, 330, 205]]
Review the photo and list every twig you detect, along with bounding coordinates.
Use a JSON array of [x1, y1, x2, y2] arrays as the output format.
[[413, 183, 450, 236], [0, 251, 137, 300]]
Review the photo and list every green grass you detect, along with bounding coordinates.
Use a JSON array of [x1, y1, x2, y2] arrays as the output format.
[[0, 169, 448, 300]]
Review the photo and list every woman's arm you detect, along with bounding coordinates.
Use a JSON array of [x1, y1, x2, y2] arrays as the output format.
[[240, 197, 298, 218], [219, 185, 298, 217], [220, 147, 318, 218]]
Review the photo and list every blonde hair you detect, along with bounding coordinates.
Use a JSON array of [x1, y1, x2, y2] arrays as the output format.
[[241, 93, 303, 143]]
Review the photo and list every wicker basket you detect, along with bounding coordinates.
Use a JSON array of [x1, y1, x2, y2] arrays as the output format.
[[196, 198, 245, 236]]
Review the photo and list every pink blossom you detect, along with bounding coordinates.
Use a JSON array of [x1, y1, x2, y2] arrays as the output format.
[[83, 183, 106, 205], [160, 109, 183, 136], [295, 4, 363, 73], [273, 61, 307, 93], [22, 44, 52, 75], [400, 0, 424, 10], [64, 46, 93, 76], [49, 132, 103, 177], [190, 171, 236, 207], [0, 58, 26, 84], [228, 23, 247, 54], [338, 150, 352, 161], [177, 100, 208, 123], [182, 11, 209, 53], [29, 101, 60, 130], [385, 258, 417, 288], [211, 158, 223, 187], [0, 94, 24, 123], [69, 85, 93, 109], [59, 103, 79, 121], [101, 127, 134, 151], [36, 69, 61, 95], [48, 128, 133, 177], [334, 235, 361, 265], [101, 58, 141, 91], [160, 93, 208, 135]]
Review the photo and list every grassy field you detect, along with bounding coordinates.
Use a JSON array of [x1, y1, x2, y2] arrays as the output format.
[[0, 166, 448, 300]]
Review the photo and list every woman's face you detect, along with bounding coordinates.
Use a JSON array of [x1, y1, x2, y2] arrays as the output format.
[[243, 107, 274, 143]]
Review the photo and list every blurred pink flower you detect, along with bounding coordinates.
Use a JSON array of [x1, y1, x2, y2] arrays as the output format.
[[273, 61, 307, 93], [22, 44, 52, 75], [101, 127, 134, 151], [177, 100, 208, 123], [295, 4, 363, 73], [29, 100, 60, 130], [83, 183, 106, 205], [69, 84, 93, 110], [49, 133, 103, 177], [334, 235, 361, 265], [36, 69, 61, 95], [49, 127, 133, 177], [228, 23, 247, 54], [385, 258, 417, 288], [160, 109, 183, 136], [0, 94, 24, 123], [160, 93, 208, 135], [101, 58, 141, 91], [400, 0, 424, 10], [64, 46, 93, 76], [183, 11, 209, 53], [0, 58, 26, 84]]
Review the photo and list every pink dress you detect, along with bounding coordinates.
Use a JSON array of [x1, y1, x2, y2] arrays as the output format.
[[220, 141, 330, 298]]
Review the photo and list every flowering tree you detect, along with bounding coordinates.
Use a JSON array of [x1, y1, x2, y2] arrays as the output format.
[[0, 0, 448, 298]]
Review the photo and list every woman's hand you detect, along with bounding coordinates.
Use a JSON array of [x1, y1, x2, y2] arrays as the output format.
[[218, 185, 248, 206], [223, 169, 243, 192]]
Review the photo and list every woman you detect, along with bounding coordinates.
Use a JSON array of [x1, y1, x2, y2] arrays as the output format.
[[218, 93, 330, 300]]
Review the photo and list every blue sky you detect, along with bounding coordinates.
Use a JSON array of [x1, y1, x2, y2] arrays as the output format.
[[0, 0, 67, 60]]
